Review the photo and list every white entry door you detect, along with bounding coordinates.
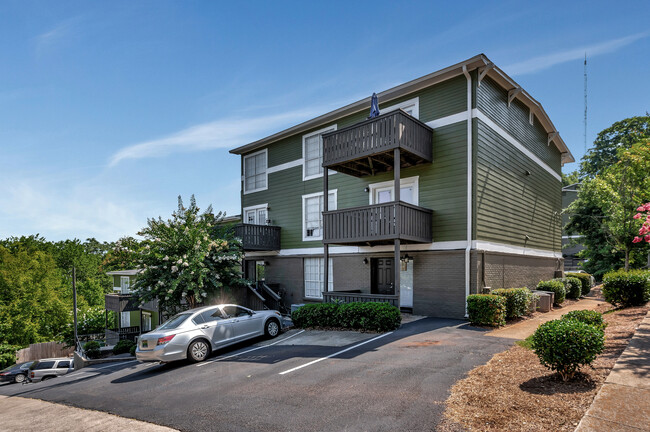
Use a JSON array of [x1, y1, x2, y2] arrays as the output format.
[[244, 207, 267, 225], [371, 182, 416, 205], [400, 259, 414, 308]]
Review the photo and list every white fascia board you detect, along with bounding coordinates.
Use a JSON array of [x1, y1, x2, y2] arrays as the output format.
[[244, 240, 560, 259], [268, 159, 303, 174]]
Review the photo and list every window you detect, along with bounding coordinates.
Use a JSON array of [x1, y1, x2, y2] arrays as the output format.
[[197, 308, 223, 324], [244, 150, 267, 194], [120, 276, 130, 294], [243, 204, 268, 225], [34, 361, 55, 370], [57, 361, 70, 369], [302, 191, 337, 241], [222, 306, 252, 318], [142, 312, 152, 331], [304, 258, 333, 299], [120, 311, 130, 327], [303, 126, 336, 180], [369, 176, 419, 206], [381, 97, 419, 119]]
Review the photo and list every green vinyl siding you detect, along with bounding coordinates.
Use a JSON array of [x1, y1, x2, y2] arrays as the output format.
[[476, 76, 561, 174], [474, 119, 562, 252], [243, 121, 468, 249], [264, 75, 468, 168]]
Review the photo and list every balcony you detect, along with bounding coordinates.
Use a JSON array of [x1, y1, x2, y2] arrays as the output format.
[[234, 223, 281, 251], [105, 294, 158, 313], [323, 201, 432, 245], [322, 110, 433, 177]]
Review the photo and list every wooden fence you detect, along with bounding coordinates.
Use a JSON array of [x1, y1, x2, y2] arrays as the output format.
[[16, 341, 74, 363]]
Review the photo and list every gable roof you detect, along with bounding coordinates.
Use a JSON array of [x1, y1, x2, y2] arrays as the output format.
[[229, 53, 574, 165]]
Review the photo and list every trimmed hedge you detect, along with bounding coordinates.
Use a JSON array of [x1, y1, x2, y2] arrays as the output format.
[[566, 272, 593, 296], [467, 294, 506, 327], [291, 302, 401, 332], [564, 277, 583, 299], [602, 269, 650, 307], [562, 310, 607, 331], [113, 339, 135, 355], [492, 288, 533, 319], [531, 318, 605, 381], [537, 280, 566, 305], [83, 341, 101, 359], [129, 345, 136, 356]]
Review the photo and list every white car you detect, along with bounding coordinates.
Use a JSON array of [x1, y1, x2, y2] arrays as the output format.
[[136, 304, 284, 363]]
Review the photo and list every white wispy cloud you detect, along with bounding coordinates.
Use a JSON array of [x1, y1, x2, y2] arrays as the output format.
[[504, 32, 649, 76], [34, 17, 81, 55], [109, 108, 322, 166]]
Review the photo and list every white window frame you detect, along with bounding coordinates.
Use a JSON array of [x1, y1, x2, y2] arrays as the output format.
[[142, 312, 152, 332], [380, 96, 420, 119], [368, 176, 419, 205], [302, 190, 337, 242], [302, 125, 337, 181], [243, 203, 269, 225], [303, 257, 333, 299], [243, 149, 268, 194], [120, 276, 131, 294], [120, 311, 131, 328]]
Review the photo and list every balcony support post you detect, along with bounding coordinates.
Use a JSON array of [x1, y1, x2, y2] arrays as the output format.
[[394, 148, 401, 304], [323, 169, 329, 299]]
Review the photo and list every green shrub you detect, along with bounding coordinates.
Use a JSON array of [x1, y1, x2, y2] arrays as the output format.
[[562, 310, 607, 331], [531, 319, 605, 381], [566, 272, 593, 296], [466, 294, 506, 327], [0, 353, 16, 370], [291, 302, 401, 332], [129, 345, 136, 356], [537, 280, 566, 305], [83, 341, 101, 359], [564, 277, 583, 299], [492, 288, 533, 319], [113, 339, 135, 355], [602, 269, 650, 307]]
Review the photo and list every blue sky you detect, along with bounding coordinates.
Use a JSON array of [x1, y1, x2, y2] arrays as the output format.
[[1, 1, 648, 242]]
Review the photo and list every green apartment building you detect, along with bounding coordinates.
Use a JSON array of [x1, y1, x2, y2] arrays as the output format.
[[229, 54, 574, 319]]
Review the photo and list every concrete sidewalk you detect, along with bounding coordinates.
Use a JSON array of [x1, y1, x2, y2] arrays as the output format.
[[485, 297, 606, 340], [575, 310, 650, 432], [0, 395, 177, 432]]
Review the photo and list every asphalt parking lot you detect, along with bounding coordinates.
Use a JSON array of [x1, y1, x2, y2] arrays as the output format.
[[0, 318, 513, 432]]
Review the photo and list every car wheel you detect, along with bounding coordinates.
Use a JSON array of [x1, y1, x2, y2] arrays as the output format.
[[265, 319, 280, 338], [41, 376, 54, 381], [14, 374, 25, 384], [188, 339, 210, 363]]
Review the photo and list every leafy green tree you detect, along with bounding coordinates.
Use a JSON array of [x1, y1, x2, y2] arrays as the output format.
[[567, 141, 650, 275], [0, 246, 69, 346], [101, 236, 143, 272], [562, 170, 579, 187], [580, 116, 650, 178], [134, 196, 246, 315], [60, 306, 112, 346]]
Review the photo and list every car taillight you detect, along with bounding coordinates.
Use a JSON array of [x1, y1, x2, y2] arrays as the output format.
[[0, 372, 8, 376], [157, 335, 175, 345], [30, 372, 34, 378]]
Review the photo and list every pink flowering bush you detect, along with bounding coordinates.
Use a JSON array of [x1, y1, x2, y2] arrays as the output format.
[[632, 202, 650, 244]]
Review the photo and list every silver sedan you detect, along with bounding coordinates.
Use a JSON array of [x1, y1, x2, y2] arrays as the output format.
[[136, 304, 284, 363]]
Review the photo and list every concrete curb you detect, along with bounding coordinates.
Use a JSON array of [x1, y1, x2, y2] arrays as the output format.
[[575, 309, 650, 432], [74, 351, 136, 370]]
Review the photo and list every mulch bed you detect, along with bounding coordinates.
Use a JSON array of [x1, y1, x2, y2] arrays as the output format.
[[438, 292, 649, 432]]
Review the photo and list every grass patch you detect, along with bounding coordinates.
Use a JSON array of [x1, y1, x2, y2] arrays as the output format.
[[516, 335, 534, 350]]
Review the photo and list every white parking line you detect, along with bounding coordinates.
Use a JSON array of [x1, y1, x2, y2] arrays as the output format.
[[67, 360, 137, 376], [278, 332, 393, 375], [196, 330, 306, 367]]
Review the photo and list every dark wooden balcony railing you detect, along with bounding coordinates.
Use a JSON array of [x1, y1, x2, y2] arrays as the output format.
[[105, 294, 158, 313], [323, 201, 432, 245], [234, 223, 281, 251], [322, 110, 433, 177]]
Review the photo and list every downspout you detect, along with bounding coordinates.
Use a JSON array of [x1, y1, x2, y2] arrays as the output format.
[[462, 65, 472, 318]]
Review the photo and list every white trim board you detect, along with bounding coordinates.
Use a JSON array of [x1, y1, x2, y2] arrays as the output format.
[[257, 109, 561, 184], [244, 240, 560, 259]]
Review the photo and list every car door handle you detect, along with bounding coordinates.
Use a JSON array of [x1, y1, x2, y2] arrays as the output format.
[[200, 325, 209, 329]]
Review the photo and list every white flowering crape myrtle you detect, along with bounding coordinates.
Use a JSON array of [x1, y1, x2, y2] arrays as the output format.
[[133, 195, 245, 315]]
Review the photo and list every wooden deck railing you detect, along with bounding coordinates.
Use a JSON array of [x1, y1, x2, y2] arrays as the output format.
[[323, 201, 432, 244], [323, 292, 399, 307], [234, 224, 281, 251], [322, 110, 433, 169]]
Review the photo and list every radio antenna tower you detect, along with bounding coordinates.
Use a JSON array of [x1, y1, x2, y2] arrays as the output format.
[[584, 53, 588, 152]]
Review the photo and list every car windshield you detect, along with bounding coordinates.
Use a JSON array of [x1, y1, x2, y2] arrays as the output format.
[[1, 362, 32, 372], [158, 313, 192, 330]]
